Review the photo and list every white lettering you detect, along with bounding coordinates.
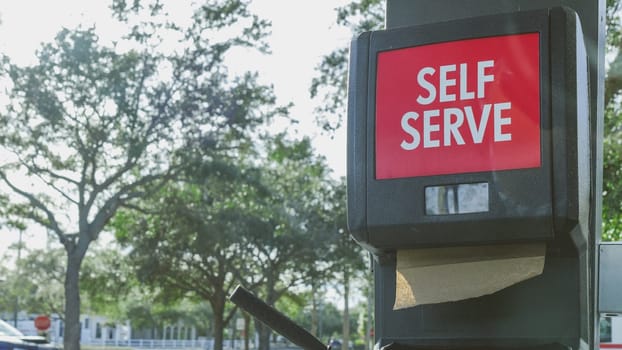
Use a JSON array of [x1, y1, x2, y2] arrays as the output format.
[[494, 102, 512, 142], [403, 56, 509, 150], [439, 64, 457, 102], [464, 104, 492, 144], [398, 102, 511, 150], [423, 109, 440, 148], [459, 63, 475, 100], [416, 67, 436, 105], [443, 108, 465, 146], [400, 111, 421, 150], [477, 60, 495, 98]]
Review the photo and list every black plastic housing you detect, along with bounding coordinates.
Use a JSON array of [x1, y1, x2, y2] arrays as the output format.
[[346, 7, 590, 254], [347, 5, 594, 350]]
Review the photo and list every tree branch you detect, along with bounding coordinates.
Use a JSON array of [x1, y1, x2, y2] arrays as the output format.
[[8, 149, 80, 204], [89, 169, 176, 239], [0, 171, 64, 239]]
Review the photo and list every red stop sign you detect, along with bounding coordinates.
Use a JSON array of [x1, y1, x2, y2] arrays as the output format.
[[34, 315, 51, 331]]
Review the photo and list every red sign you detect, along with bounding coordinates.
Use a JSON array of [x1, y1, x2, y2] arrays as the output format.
[[34, 315, 51, 331], [375, 33, 541, 179]]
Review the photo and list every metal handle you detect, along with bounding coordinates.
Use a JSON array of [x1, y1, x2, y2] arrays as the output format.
[[228, 285, 328, 350]]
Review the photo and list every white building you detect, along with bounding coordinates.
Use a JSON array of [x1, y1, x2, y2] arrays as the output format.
[[3, 311, 209, 347], [4, 312, 130, 345]]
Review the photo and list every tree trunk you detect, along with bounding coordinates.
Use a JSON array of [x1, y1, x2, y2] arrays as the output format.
[[243, 313, 250, 350], [64, 249, 85, 350], [342, 268, 350, 350], [212, 302, 225, 350], [256, 320, 271, 350], [257, 274, 276, 350], [310, 281, 319, 337]]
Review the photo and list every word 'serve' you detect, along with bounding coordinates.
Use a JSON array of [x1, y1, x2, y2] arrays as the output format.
[[400, 60, 512, 150]]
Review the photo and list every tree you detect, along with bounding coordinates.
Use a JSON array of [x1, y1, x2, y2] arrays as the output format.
[[114, 133, 343, 350], [285, 176, 351, 343], [310, 0, 384, 134], [114, 154, 272, 350], [295, 178, 367, 350], [310, 6, 387, 340], [602, 0, 622, 240], [10, 247, 66, 319], [274, 294, 344, 343], [80, 242, 137, 319], [0, 1, 274, 348], [326, 182, 366, 350], [126, 297, 213, 340], [236, 135, 345, 350], [0, 242, 130, 323]]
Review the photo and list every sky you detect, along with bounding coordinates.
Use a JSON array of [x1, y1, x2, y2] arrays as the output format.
[[0, 0, 351, 262]]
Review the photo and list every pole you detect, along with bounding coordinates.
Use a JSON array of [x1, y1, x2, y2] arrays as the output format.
[[13, 230, 23, 328], [366, 280, 373, 350], [230, 312, 236, 350]]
